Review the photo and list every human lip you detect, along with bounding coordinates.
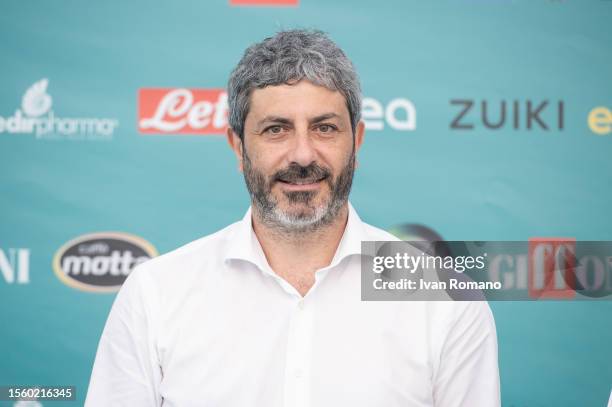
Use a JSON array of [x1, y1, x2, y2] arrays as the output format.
[[277, 178, 326, 190]]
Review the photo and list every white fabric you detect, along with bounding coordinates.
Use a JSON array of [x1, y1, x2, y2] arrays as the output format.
[[85, 202, 500, 407]]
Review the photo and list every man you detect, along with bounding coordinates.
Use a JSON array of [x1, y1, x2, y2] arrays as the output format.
[[85, 29, 500, 406]]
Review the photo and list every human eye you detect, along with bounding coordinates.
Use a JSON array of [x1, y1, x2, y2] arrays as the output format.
[[315, 123, 338, 134], [263, 125, 288, 136]]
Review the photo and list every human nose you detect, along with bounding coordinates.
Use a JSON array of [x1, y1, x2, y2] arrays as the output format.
[[285, 125, 317, 166]]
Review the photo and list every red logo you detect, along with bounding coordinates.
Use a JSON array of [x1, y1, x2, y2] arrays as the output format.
[[528, 237, 576, 299], [138, 88, 228, 135], [230, 0, 298, 5]]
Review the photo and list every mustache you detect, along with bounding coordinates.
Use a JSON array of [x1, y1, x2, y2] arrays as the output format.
[[273, 162, 331, 184]]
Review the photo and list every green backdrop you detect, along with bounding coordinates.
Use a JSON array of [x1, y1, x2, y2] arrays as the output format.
[[1, 0, 611, 406]]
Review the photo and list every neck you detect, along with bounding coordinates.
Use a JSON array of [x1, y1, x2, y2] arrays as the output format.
[[251, 203, 349, 296]]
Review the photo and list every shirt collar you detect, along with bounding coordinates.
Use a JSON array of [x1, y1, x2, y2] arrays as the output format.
[[223, 201, 367, 271]]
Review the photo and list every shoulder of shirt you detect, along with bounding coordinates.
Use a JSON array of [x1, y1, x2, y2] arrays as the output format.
[[130, 219, 240, 279], [359, 219, 403, 242]]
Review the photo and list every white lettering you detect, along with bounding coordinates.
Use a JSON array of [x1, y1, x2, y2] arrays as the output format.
[[0, 248, 30, 284]]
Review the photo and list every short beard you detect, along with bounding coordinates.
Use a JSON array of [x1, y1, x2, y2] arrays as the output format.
[[242, 149, 355, 236]]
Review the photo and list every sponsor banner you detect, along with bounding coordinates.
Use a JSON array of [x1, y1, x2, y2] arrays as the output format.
[[0, 79, 119, 140], [528, 237, 576, 299], [361, 240, 612, 301], [449, 99, 565, 131], [138, 88, 227, 135], [587, 106, 611, 135], [138, 87, 416, 135], [362, 97, 416, 131], [52, 232, 158, 293], [0, 248, 30, 285]]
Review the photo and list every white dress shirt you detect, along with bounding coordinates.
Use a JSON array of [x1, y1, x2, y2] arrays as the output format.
[[85, 202, 500, 407]]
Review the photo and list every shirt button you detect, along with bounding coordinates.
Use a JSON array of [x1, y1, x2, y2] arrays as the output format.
[[294, 368, 303, 378], [297, 300, 305, 310]]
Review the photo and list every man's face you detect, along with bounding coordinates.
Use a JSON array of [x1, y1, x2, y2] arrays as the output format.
[[228, 80, 365, 232]]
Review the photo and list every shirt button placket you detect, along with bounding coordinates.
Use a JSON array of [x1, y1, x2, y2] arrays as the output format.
[[283, 298, 313, 407]]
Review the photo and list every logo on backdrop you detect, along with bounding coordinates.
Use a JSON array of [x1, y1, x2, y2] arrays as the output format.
[[0, 248, 30, 285], [138, 87, 416, 135], [53, 232, 158, 292], [363, 97, 417, 131], [138, 88, 228, 135], [587, 106, 611, 135], [528, 237, 576, 299], [449, 99, 565, 131], [0, 79, 119, 140]]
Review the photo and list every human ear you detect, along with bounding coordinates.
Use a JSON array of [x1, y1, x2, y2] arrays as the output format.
[[226, 127, 244, 172], [354, 120, 365, 169]]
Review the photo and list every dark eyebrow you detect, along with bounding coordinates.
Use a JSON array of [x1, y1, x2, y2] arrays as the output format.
[[310, 113, 341, 123], [256, 113, 341, 129], [256, 116, 293, 128]]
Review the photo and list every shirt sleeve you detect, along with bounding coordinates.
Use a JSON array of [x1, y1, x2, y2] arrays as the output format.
[[433, 301, 501, 407], [84, 265, 162, 407]]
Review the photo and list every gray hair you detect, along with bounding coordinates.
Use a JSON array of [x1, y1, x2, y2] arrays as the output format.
[[227, 29, 362, 141]]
